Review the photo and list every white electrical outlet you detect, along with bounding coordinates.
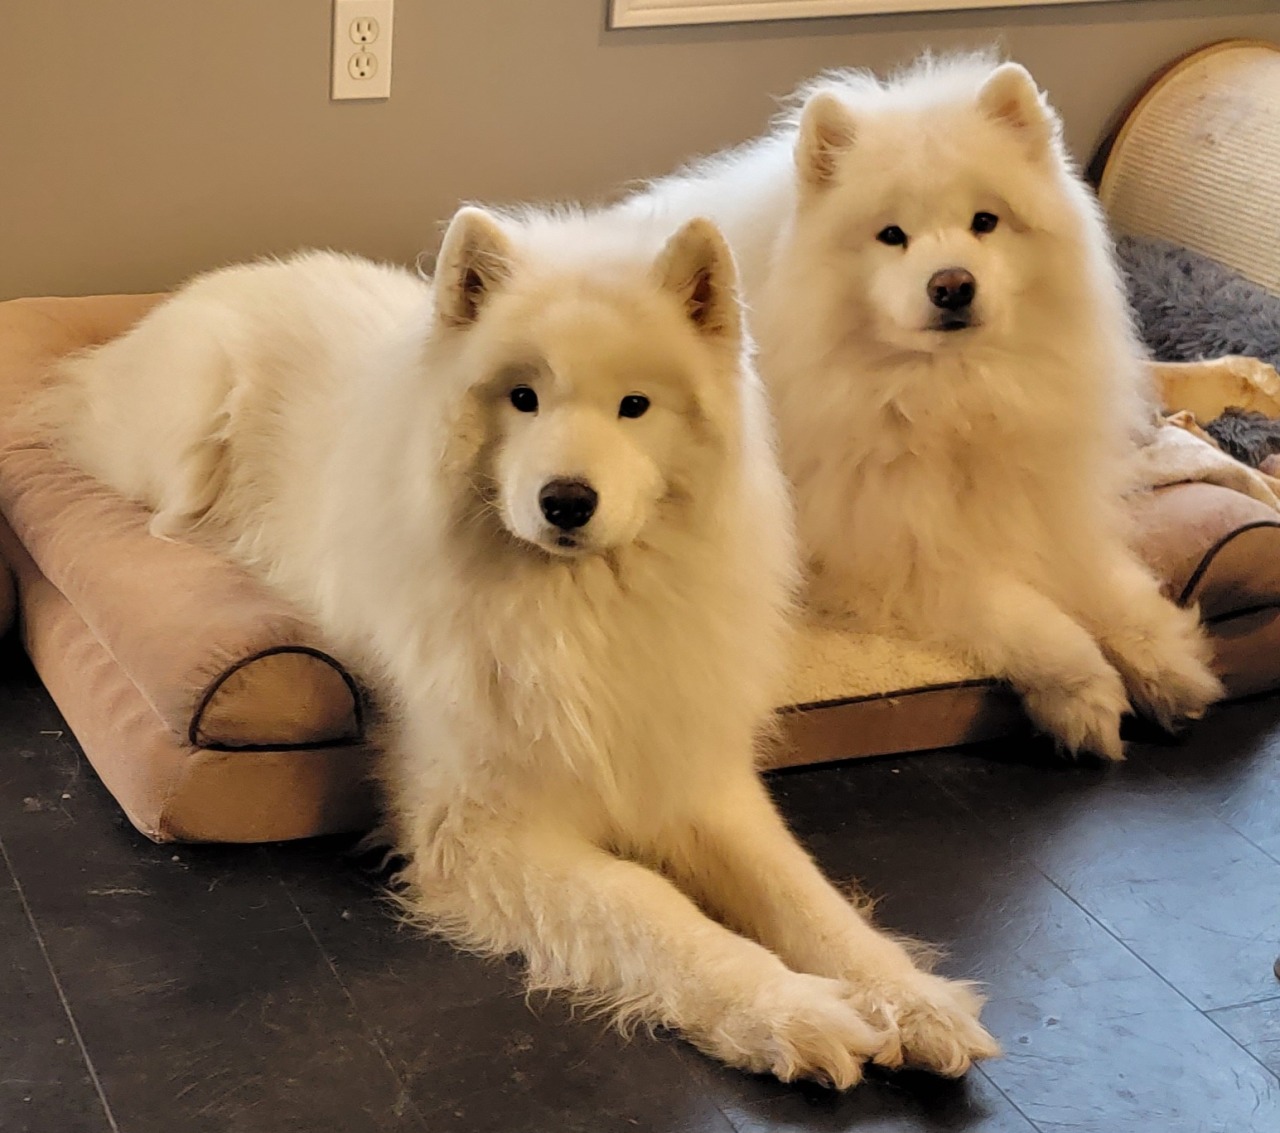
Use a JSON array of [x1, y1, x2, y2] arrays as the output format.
[[332, 0, 393, 100]]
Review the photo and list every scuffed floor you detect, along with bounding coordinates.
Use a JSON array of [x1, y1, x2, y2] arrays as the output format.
[[2, 635, 1277, 1133]]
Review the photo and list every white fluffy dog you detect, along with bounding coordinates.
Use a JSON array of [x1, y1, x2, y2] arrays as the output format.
[[621, 53, 1223, 759], [46, 206, 998, 1084]]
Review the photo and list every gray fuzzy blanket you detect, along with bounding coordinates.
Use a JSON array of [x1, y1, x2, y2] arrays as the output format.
[[1117, 236, 1280, 370]]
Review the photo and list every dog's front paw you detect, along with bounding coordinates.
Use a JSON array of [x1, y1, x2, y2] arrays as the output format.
[[851, 971, 1001, 1078], [1021, 665, 1128, 760], [1106, 612, 1224, 732], [1119, 646, 1223, 732], [702, 971, 890, 1089]]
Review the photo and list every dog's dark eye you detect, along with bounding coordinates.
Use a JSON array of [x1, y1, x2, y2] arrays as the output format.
[[619, 394, 650, 419], [876, 226, 908, 248], [971, 212, 999, 235], [509, 385, 538, 413]]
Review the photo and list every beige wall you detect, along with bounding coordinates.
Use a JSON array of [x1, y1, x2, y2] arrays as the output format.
[[4, 0, 1278, 299]]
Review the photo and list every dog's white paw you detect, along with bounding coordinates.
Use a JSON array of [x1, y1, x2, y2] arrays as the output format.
[[1118, 648, 1223, 731], [701, 971, 889, 1089], [852, 971, 1001, 1078], [1021, 664, 1128, 760], [1106, 615, 1224, 732]]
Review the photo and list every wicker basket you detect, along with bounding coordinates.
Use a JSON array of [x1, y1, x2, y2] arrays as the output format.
[[1096, 39, 1280, 296]]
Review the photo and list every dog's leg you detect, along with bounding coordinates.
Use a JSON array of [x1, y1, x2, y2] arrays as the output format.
[[403, 822, 889, 1088], [955, 572, 1130, 759], [1062, 549, 1223, 730], [659, 774, 1000, 1078]]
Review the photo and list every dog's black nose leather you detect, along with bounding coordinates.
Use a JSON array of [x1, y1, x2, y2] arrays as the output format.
[[539, 480, 598, 530], [928, 268, 977, 311]]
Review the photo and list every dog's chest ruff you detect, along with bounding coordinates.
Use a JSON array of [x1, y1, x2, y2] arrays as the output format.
[[472, 551, 720, 780]]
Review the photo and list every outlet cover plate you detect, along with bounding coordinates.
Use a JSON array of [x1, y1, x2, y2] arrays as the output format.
[[332, 0, 393, 100]]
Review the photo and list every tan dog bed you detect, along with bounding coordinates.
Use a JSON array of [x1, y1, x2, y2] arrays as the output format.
[[2, 295, 1279, 842]]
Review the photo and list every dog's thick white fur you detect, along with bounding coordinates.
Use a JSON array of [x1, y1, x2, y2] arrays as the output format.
[[619, 52, 1223, 759], [45, 206, 998, 1084]]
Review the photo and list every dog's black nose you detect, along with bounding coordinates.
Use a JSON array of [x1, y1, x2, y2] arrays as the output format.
[[539, 479, 598, 530], [928, 268, 977, 311]]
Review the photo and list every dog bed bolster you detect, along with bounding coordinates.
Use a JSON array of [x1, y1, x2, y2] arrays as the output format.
[[0, 297, 363, 754]]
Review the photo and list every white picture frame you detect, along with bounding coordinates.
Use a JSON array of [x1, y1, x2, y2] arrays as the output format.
[[609, 0, 1121, 28]]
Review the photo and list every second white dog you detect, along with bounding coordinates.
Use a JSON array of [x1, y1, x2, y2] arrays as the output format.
[[621, 53, 1223, 758]]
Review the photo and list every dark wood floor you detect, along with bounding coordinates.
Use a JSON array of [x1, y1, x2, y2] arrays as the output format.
[[2, 637, 1278, 1133]]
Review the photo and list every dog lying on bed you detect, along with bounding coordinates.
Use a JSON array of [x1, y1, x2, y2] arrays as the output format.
[[42, 205, 999, 1085]]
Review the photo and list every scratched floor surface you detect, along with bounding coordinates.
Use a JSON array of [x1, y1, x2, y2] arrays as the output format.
[[1, 633, 1278, 1133]]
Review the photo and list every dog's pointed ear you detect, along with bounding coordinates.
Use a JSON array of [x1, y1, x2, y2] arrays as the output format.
[[434, 206, 516, 327], [653, 217, 741, 341], [977, 63, 1053, 150], [795, 91, 858, 188]]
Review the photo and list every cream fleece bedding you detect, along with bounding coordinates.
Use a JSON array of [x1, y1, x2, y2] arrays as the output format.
[[785, 625, 981, 707]]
